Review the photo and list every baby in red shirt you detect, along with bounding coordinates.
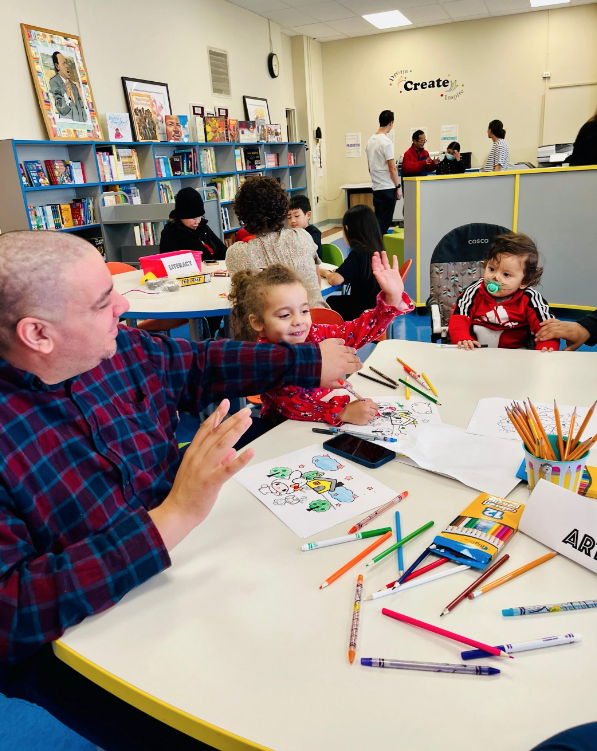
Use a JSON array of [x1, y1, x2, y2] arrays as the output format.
[[448, 233, 559, 351], [229, 251, 413, 426]]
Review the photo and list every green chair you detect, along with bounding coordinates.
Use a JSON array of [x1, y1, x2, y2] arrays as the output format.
[[383, 232, 404, 269], [321, 243, 344, 267]]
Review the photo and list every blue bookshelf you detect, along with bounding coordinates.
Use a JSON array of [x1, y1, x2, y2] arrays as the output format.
[[0, 139, 307, 260]]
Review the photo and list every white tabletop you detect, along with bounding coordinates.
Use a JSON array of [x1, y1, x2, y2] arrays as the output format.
[[114, 262, 339, 320], [56, 341, 597, 751]]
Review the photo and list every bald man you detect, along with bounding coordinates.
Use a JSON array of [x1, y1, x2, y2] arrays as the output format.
[[0, 231, 362, 750]]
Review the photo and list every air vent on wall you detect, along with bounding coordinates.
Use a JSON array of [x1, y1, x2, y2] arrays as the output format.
[[208, 47, 231, 97]]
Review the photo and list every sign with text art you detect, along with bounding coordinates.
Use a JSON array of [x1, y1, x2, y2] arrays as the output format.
[[390, 67, 465, 101], [21, 24, 103, 141]]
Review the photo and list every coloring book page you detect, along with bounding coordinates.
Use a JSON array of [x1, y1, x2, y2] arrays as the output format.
[[234, 445, 397, 538], [466, 397, 597, 442], [337, 397, 442, 441]]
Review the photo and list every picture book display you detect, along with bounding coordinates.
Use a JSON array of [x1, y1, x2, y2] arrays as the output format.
[[467, 398, 597, 442], [106, 112, 133, 141], [235, 445, 398, 538], [204, 116, 227, 142]]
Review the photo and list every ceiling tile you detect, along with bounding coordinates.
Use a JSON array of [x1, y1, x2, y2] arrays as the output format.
[[262, 7, 318, 22], [291, 21, 345, 34], [283, 0, 327, 7], [227, 0, 290, 11], [301, 1, 356, 20], [450, 12, 490, 19], [485, 0, 529, 10], [327, 14, 383, 31], [442, 0, 488, 17], [400, 3, 450, 20], [337, 0, 395, 13], [395, 0, 443, 9], [416, 16, 454, 23], [281, 27, 300, 33], [320, 33, 351, 38]]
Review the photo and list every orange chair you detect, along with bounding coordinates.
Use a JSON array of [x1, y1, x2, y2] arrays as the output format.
[[107, 262, 189, 333], [310, 307, 344, 326], [399, 258, 412, 281]]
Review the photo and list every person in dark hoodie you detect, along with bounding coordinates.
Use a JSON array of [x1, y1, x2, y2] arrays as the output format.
[[160, 187, 227, 260]]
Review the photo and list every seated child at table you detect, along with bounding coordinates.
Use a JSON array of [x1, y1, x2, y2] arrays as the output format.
[[229, 253, 413, 426], [448, 232, 560, 351]]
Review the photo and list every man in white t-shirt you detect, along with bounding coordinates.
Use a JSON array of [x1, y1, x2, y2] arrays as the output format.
[[365, 110, 401, 237]]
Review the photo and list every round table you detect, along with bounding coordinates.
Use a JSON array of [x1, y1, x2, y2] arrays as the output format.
[[55, 341, 597, 751], [114, 261, 341, 340]]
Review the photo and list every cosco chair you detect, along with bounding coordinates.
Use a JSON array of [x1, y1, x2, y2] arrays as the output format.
[[428, 223, 510, 343], [106, 262, 190, 334], [321, 243, 344, 267]]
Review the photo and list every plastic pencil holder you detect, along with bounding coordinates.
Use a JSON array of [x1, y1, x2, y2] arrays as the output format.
[[523, 434, 589, 494]]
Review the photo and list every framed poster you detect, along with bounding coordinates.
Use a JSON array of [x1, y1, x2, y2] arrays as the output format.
[[20, 24, 103, 141], [243, 96, 270, 124], [122, 77, 171, 141]]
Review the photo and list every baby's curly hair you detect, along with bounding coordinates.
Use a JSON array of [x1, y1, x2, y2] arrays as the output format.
[[486, 232, 543, 287], [229, 264, 303, 341], [233, 176, 289, 235]]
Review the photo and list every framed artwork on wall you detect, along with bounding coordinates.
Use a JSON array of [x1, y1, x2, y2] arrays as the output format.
[[243, 96, 270, 124], [122, 77, 172, 141], [20, 24, 103, 141]]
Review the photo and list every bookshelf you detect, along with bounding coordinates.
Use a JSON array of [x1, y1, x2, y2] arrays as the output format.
[[0, 139, 308, 260]]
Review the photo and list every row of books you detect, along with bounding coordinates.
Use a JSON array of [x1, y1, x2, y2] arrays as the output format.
[[21, 159, 87, 188], [28, 197, 95, 230], [265, 153, 279, 168], [158, 182, 175, 203], [221, 206, 232, 231], [133, 222, 159, 246], [234, 146, 262, 171], [203, 117, 283, 144], [96, 147, 141, 182], [102, 185, 142, 206], [155, 148, 198, 177], [199, 148, 217, 174], [288, 152, 300, 166], [208, 176, 237, 202]]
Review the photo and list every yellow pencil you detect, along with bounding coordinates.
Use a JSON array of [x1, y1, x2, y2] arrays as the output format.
[[405, 376, 410, 400], [468, 552, 557, 599], [421, 372, 438, 397]]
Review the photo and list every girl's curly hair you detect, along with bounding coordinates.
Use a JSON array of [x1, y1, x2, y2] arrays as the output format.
[[228, 264, 303, 341], [233, 176, 289, 235]]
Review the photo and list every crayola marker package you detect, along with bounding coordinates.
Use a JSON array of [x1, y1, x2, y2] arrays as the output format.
[[432, 493, 525, 570]]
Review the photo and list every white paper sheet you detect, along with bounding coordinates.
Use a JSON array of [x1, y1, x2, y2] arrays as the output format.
[[235, 445, 398, 538], [390, 424, 523, 497], [466, 398, 597, 442], [336, 396, 442, 442]]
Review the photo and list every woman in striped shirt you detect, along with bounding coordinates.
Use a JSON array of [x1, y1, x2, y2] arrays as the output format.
[[483, 119, 509, 171]]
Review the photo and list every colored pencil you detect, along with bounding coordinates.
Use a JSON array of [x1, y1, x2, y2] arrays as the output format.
[[440, 554, 510, 617], [461, 633, 581, 659], [564, 408, 577, 460], [421, 372, 438, 396], [381, 608, 512, 658], [554, 400, 565, 461], [405, 376, 410, 400], [348, 575, 363, 664], [361, 658, 500, 676], [527, 398, 557, 460], [320, 531, 392, 588], [348, 491, 408, 534], [395, 510, 404, 577], [369, 367, 399, 387], [397, 547, 431, 584], [395, 358, 430, 390], [503, 599, 597, 617], [301, 527, 392, 551], [366, 521, 434, 566], [468, 552, 557, 599], [397, 378, 441, 405], [570, 401, 596, 452], [357, 372, 397, 389], [365, 565, 469, 601], [568, 433, 597, 461]]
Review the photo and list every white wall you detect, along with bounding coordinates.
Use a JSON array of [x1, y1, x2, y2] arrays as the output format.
[[2, 0, 295, 141]]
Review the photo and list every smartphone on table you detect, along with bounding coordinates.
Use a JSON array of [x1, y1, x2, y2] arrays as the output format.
[[322, 434, 395, 469]]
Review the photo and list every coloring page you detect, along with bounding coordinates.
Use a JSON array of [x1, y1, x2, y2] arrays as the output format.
[[234, 445, 397, 538], [338, 397, 442, 441], [466, 397, 597, 442]]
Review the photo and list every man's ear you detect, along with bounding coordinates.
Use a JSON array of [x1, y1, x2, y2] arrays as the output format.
[[248, 314, 264, 334], [15, 318, 55, 355]]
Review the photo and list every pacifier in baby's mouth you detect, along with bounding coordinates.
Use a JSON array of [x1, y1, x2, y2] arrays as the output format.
[[485, 280, 502, 295]]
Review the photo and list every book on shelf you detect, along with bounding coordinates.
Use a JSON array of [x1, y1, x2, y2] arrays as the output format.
[[256, 119, 267, 142], [207, 175, 237, 202], [19, 164, 31, 187], [265, 153, 279, 168], [133, 222, 158, 246], [266, 124, 283, 143], [243, 146, 263, 170], [239, 121, 258, 143], [199, 147, 217, 173], [227, 119, 239, 142], [102, 184, 142, 205], [159, 181, 175, 203], [289, 174, 293, 189], [24, 161, 50, 187], [28, 197, 94, 230], [88, 235, 105, 258], [221, 206, 231, 231], [238, 171, 263, 186], [106, 112, 133, 141], [234, 147, 243, 171], [288, 152, 297, 166], [96, 146, 141, 182], [155, 147, 198, 178], [204, 116, 227, 142]]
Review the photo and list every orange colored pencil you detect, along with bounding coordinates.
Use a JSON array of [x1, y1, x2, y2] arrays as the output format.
[[568, 433, 597, 462], [554, 400, 565, 461], [510, 407, 535, 447], [506, 409, 533, 452], [564, 408, 577, 460], [319, 531, 392, 589], [528, 399, 556, 460], [570, 401, 597, 452], [468, 552, 557, 599]]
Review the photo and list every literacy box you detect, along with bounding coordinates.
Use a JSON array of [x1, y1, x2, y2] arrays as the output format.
[[140, 250, 202, 279], [432, 492, 525, 569]]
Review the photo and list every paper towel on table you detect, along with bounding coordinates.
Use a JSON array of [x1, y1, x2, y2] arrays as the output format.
[[392, 423, 522, 498]]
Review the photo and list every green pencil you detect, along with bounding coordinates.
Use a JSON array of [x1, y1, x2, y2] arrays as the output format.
[[397, 378, 441, 405], [365, 521, 434, 566]]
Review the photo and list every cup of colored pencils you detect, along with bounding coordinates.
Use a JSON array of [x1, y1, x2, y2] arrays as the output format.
[[505, 399, 596, 493]]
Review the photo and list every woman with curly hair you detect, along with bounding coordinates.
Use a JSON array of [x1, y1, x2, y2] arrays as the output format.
[[226, 176, 327, 308]]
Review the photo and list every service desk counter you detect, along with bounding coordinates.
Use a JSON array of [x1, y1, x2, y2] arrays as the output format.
[[403, 166, 597, 310]]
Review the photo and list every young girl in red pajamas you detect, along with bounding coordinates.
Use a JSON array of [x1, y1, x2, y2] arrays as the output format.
[[229, 251, 413, 426]]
